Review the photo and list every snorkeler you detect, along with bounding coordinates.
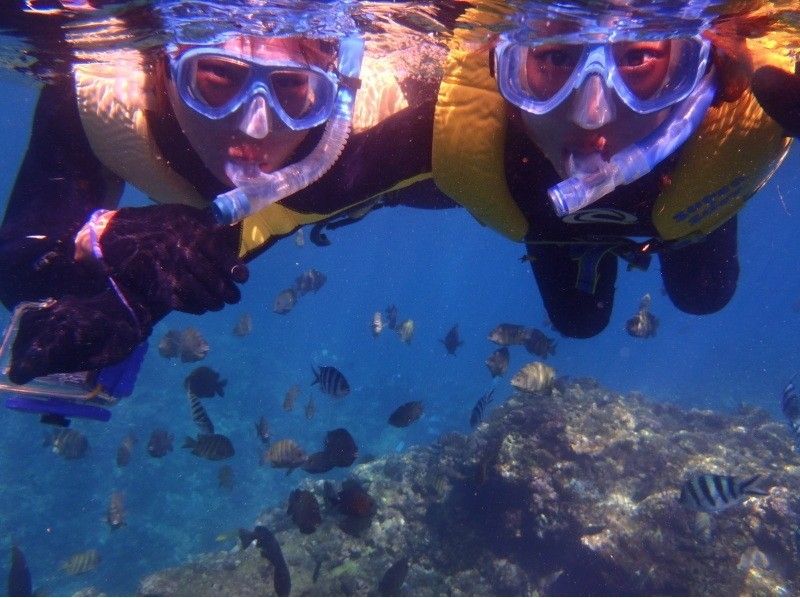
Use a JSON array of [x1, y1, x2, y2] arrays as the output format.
[[284, 1, 797, 339], [0, 3, 427, 386]]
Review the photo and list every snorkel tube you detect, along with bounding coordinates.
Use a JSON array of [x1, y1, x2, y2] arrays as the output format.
[[549, 70, 717, 217], [212, 36, 364, 225]]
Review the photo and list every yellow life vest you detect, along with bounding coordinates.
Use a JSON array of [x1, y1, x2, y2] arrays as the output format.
[[432, 14, 793, 243], [73, 46, 410, 258]]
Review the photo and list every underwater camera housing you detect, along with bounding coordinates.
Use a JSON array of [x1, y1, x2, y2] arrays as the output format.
[[0, 301, 147, 425]]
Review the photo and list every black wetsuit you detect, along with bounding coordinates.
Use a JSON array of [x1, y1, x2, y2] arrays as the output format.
[[0, 66, 738, 340]]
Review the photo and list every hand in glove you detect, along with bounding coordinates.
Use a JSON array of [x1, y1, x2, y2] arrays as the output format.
[[96, 204, 249, 315], [752, 64, 800, 137], [7, 289, 152, 384]]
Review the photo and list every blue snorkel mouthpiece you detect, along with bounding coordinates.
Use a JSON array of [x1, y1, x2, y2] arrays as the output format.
[[549, 71, 717, 217]]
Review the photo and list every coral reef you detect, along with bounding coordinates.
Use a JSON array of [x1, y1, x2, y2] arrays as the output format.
[[138, 378, 800, 596]]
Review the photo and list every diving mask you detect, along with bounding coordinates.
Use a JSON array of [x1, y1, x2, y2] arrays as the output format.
[[170, 46, 340, 131], [494, 34, 711, 116]]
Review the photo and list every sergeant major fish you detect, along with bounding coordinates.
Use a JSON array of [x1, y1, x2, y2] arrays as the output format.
[[59, 549, 100, 576], [283, 384, 301, 411], [485, 347, 510, 378], [397, 319, 415, 344], [388, 401, 424, 428], [106, 491, 125, 530], [678, 473, 768, 513], [116, 432, 136, 467], [147, 428, 174, 458], [625, 293, 659, 338], [188, 394, 215, 435], [488, 323, 533, 346], [780, 373, 800, 445], [312, 366, 350, 398], [255, 416, 271, 446], [371, 311, 384, 337], [470, 389, 495, 428], [440, 324, 463, 355], [183, 434, 235, 461], [44, 428, 89, 460]]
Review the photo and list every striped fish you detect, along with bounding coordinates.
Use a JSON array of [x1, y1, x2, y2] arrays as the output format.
[[780, 373, 800, 441], [312, 366, 350, 398], [678, 474, 768, 513], [188, 393, 215, 434], [183, 434, 235, 461], [59, 549, 100, 576], [469, 390, 495, 429]]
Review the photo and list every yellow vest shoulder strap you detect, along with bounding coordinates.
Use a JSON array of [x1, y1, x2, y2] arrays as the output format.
[[73, 50, 206, 208]]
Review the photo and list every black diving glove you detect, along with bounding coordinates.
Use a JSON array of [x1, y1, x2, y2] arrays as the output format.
[[752, 65, 800, 137], [98, 204, 249, 315], [7, 289, 153, 384]]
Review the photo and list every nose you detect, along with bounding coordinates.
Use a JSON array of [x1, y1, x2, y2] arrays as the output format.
[[571, 74, 616, 130], [239, 94, 271, 139]]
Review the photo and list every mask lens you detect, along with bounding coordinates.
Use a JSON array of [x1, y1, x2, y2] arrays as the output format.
[[612, 40, 672, 101], [192, 56, 250, 109], [524, 44, 583, 101], [269, 69, 328, 119]]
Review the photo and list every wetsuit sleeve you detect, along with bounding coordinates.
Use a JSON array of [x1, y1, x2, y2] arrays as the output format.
[[0, 74, 125, 309], [279, 99, 436, 217]]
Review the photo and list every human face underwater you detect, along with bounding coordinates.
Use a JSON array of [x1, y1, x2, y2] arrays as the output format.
[[167, 35, 338, 187], [495, 32, 710, 183]]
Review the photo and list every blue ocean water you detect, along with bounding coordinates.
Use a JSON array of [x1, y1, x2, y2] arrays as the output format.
[[0, 4, 799, 595]]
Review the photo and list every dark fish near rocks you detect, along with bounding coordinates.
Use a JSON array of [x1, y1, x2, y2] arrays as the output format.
[[116, 432, 136, 467], [524, 328, 557, 358], [44, 428, 88, 460], [264, 439, 307, 470], [388, 401, 424, 428], [8, 545, 31, 597], [238, 526, 290, 597], [304, 395, 317, 420], [294, 268, 327, 296], [255, 416, 271, 446], [287, 489, 322, 534], [485, 347, 510, 378], [147, 428, 174, 458], [188, 394, 215, 435], [323, 428, 358, 467], [184, 366, 226, 399], [780, 373, 800, 444], [232, 313, 253, 337], [625, 293, 659, 338], [218, 465, 235, 490], [158, 328, 210, 362], [59, 549, 100, 575], [337, 479, 376, 518], [273, 288, 298, 314], [302, 451, 335, 474], [470, 389, 495, 429], [106, 491, 125, 529], [488, 323, 532, 346], [283, 384, 300, 411], [678, 474, 768, 513], [378, 557, 409, 597], [183, 434, 235, 461], [312, 365, 350, 398], [440, 324, 463, 355]]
